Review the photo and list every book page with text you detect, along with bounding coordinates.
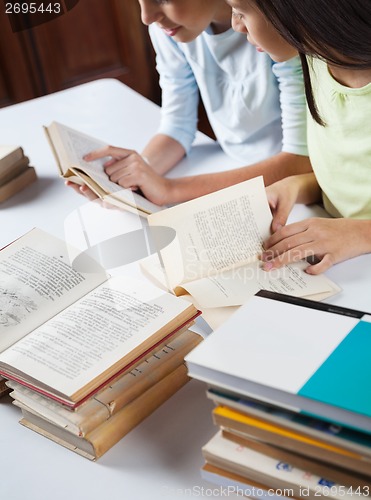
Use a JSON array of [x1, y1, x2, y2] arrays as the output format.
[[46, 121, 106, 175], [148, 177, 272, 290], [0, 228, 107, 353], [178, 260, 338, 308], [46, 122, 163, 215], [0, 276, 195, 400]]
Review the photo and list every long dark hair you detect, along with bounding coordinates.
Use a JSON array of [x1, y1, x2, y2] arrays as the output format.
[[252, 0, 371, 124]]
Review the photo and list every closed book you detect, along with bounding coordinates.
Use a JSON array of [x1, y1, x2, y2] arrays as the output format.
[[0, 145, 24, 172], [19, 364, 190, 460], [221, 429, 371, 486], [213, 406, 371, 477], [202, 431, 366, 500], [201, 462, 289, 499], [0, 155, 29, 186], [0, 377, 9, 397], [0, 166, 37, 203], [207, 389, 371, 459], [186, 291, 371, 433], [8, 328, 202, 436]]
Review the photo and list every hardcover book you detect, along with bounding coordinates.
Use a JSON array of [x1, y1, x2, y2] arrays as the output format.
[[202, 431, 360, 500], [186, 290, 371, 433], [0, 228, 198, 408], [7, 328, 202, 437]]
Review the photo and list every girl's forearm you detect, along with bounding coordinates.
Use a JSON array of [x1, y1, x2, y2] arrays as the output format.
[[293, 172, 322, 205], [165, 152, 314, 204], [142, 134, 186, 175]]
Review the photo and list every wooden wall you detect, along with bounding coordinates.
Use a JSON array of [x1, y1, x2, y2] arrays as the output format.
[[0, 0, 160, 108]]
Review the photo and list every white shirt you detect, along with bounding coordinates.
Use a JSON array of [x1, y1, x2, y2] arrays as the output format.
[[150, 24, 308, 164]]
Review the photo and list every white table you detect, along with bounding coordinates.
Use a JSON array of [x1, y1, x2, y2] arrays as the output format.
[[0, 79, 370, 500]]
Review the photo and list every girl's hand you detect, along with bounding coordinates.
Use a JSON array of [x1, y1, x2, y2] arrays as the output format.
[[65, 181, 98, 201], [84, 146, 171, 206], [262, 218, 371, 274], [266, 176, 304, 232], [266, 173, 321, 232]]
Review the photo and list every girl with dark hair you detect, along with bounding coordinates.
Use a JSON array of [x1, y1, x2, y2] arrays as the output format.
[[227, 0, 371, 274]]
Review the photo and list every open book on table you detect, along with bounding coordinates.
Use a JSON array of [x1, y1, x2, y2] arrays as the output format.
[[44, 121, 163, 218], [146, 176, 341, 309], [0, 228, 199, 408]]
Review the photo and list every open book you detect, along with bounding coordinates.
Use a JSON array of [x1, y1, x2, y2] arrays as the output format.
[[44, 121, 163, 218], [0, 229, 198, 408], [146, 176, 340, 309]]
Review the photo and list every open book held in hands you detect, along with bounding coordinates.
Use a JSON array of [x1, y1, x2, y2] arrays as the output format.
[[146, 176, 340, 309], [0, 228, 199, 408], [44, 121, 163, 218]]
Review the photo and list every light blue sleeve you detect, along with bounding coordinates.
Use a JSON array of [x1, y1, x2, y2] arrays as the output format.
[[272, 55, 308, 156], [149, 25, 199, 153]]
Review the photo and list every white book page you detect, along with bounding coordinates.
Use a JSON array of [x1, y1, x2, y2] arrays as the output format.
[[45, 122, 105, 176], [0, 228, 107, 353], [179, 260, 337, 308], [149, 177, 272, 289], [0, 276, 192, 398], [48, 122, 162, 214]]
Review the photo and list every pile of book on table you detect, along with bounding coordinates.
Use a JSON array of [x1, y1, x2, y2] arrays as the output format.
[[0, 145, 37, 202], [186, 290, 371, 498], [0, 228, 202, 459]]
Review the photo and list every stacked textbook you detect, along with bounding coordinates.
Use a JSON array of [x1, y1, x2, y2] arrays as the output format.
[[6, 328, 201, 460], [186, 291, 371, 498], [0, 145, 37, 202], [0, 228, 201, 459]]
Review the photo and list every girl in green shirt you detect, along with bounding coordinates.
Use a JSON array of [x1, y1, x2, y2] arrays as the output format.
[[227, 0, 371, 274]]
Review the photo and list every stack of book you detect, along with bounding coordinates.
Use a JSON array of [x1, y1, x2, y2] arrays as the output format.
[[6, 328, 201, 460], [0, 228, 201, 459], [186, 291, 371, 498], [0, 377, 8, 397], [0, 145, 37, 202]]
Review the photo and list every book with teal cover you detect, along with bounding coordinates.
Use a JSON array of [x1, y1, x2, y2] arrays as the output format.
[[186, 291, 371, 433]]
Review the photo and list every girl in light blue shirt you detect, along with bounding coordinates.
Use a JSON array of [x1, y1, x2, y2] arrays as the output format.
[[77, 0, 311, 205]]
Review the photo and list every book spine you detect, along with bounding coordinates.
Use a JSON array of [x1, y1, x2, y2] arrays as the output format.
[[89, 363, 189, 458]]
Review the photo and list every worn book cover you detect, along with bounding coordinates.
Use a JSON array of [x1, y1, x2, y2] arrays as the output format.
[[0, 167, 37, 203], [20, 364, 190, 460]]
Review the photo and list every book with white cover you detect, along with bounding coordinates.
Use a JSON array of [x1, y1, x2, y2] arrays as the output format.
[[186, 290, 371, 433]]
